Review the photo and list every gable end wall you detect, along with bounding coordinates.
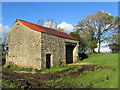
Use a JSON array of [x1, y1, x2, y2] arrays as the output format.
[[6, 21, 42, 69]]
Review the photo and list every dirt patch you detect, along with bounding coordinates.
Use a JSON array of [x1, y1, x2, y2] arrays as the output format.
[[68, 62, 94, 66], [2, 67, 77, 88], [2, 70, 48, 88], [13, 71, 30, 74], [65, 65, 96, 78], [64, 64, 116, 78], [2, 64, 116, 88]]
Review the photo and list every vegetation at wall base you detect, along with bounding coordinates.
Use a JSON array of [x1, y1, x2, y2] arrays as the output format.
[[2, 66, 33, 72], [40, 64, 75, 73]]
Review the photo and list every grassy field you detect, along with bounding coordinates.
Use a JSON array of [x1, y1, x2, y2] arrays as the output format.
[[79, 53, 118, 67], [2, 53, 118, 88], [44, 53, 118, 88], [2, 79, 25, 88]]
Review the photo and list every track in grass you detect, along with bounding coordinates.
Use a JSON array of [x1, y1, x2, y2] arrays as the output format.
[[2, 63, 116, 88]]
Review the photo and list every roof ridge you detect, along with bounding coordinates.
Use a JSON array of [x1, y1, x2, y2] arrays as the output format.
[[16, 19, 78, 41], [17, 19, 66, 33], [17, 19, 42, 27]]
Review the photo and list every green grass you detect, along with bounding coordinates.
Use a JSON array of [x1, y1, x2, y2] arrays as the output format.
[[49, 69, 118, 88], [45, 53, 118, 88], [2, 66, 33, 72], [41, 64, 75, 73], [63, 70, 116, 88], [78, 53, 118, 67], [2, 79, 25, 88], [2, 53, 118, 88]]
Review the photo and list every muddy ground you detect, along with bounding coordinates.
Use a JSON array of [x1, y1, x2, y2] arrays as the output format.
[[2, 64, 115, 88]]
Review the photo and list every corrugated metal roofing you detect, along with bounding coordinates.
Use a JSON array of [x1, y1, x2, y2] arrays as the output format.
[[17, 19, 78, 41]]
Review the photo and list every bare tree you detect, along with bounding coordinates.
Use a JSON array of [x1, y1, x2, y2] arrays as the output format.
[[0, 26, 9, 55], [37, 19, 64, 32], [37, 19, 44, 26], [44, 19, 57, 29], [76, 11, 116, 53]]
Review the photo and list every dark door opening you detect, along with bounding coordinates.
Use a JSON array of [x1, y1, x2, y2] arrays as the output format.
[[46, 54, 51, 69], [66, 45, 75, 64]]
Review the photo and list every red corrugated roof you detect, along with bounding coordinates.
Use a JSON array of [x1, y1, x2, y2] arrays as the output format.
[[16, 19, 78, 41]]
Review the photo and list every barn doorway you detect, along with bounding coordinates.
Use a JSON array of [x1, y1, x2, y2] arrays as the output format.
[[46, 54, 51, 69], [66, 45, 75, 64]]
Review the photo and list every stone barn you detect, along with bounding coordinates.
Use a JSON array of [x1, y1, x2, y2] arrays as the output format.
[[6, 19, 79, 69]]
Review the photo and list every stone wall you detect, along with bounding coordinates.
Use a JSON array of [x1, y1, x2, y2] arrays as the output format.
[[6, 21, 42, 69], [41, 33, 64, 68], [7, 20, 79, 69], [41, 32, 79, 68]]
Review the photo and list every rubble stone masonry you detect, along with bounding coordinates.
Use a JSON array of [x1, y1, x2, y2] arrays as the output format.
[[6, 21, 79, 69]]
